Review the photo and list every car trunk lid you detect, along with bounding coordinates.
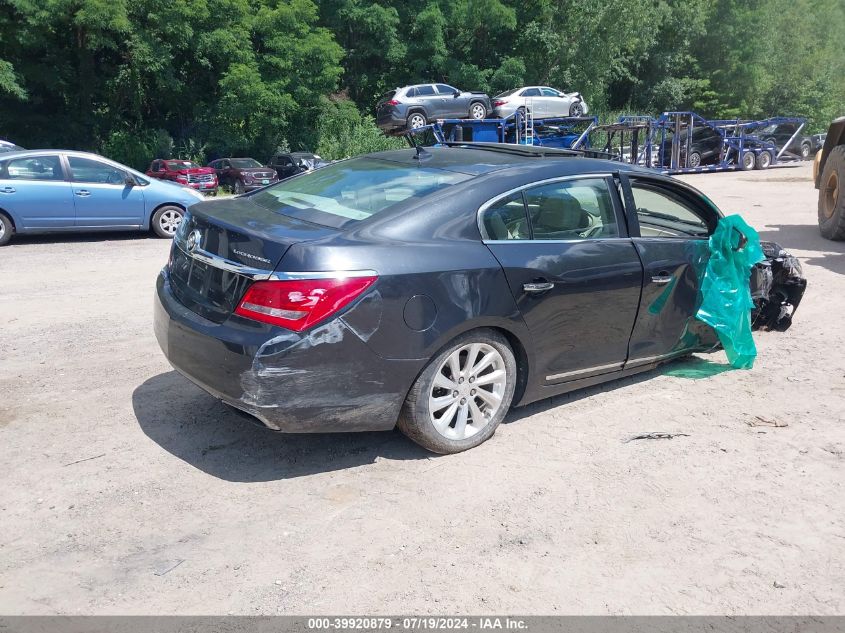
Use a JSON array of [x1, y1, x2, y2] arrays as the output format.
[[167, 198, 336, 323]]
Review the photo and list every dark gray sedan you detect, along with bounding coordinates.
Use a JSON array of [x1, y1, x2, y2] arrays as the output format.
[[376, 84, 492, 132], [154, 145, 803, 453]]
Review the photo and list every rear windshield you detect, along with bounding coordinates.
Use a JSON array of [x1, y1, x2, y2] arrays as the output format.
[[379, 91, 397, 103], [494, 89, 519, 98], [250, 158, 472, 228]]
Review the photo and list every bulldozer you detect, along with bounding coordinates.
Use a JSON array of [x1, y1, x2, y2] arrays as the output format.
[[816, 116, 845, 239]]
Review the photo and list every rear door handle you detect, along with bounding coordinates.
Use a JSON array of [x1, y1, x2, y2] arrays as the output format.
[[523, 281, 555, 293], [74, 190, 91, 197], [0, 186, 15, 193], [651, 274, 673, 284]]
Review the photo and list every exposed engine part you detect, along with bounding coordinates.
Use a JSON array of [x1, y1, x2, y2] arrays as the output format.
[[751, 241, 807, 331]]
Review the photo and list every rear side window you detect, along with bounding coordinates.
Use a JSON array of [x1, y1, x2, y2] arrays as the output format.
[[1, 155, 64, 181], [251, 158, 471, 228], [630, 180, 710, 237], [482, 192, 530, 240], [416, 85, 436, 96], [526, 178, 619, 239], [521, 88, 541, 97]]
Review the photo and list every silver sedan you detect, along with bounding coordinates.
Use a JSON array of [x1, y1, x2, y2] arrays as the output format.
[[491, 86, 589, 119]]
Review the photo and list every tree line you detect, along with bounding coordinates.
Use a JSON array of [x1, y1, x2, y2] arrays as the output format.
[[1, 0, 842, 169]]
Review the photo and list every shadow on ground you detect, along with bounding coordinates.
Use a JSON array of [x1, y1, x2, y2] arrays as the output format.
[[757, 224, 845, 275], [134, 356, 733, 481], [132, 371, 430, 482], [9, 231, 155, 246]]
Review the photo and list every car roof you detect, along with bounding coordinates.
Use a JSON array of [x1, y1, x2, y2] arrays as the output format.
[[366, 145, 646, 177]]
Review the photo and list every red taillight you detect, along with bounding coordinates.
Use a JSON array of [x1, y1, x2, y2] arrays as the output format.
[[493, 100, 507, 107], [386, 99, 401, 106], [235, 276, 377, 332]]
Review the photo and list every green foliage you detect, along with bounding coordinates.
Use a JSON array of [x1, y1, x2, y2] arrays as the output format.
[[0, 0, 842, 162]]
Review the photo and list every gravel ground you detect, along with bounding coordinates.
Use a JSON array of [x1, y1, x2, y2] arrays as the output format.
[[1, 162, 842, 615]]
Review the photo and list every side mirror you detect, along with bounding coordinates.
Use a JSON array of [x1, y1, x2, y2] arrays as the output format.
[[453, 92, 460, 98]]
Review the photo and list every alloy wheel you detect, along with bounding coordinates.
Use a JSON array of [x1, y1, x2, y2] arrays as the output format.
[[470, 103, 486, 119], [0, 217, 5, 241], [408, 114, 426, 129], [428, 343, 507, 441], [570, 102, 584, 117], [158, 208, 183, 236]]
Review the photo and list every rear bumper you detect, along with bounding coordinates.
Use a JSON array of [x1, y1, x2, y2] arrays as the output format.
[[153, 270, 421, 433], [376, 109, 408, 131]]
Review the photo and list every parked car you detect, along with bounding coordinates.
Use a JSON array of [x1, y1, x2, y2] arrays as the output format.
[[146, 159, 218, 195], [0, 150, 204, 246], [660, 126, 725, 168], [154, 143, 805, 454], [268, 152, 328, 181], [491, 86, 589, 119], [376, 84, 492, 132], [208, 157, 278, 194], [1, 140, 24, 153], [812, 132, 827, 154], [756, 122, 813, 159]]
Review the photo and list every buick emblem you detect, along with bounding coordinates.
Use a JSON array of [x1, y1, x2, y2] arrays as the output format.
[[186, 229, 202, 253]]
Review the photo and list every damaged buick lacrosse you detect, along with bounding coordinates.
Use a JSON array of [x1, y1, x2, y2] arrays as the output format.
[[154, 144, 805, 454]]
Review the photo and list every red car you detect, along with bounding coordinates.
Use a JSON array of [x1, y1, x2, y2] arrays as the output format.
[[146, 159, 218, 195]]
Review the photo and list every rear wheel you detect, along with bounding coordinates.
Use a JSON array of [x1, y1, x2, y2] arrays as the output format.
[[469, 102, 486, 120], [740, 150, 756, 171], [407, 112, 427, 129], [755, 151, 772, 170], [800, 142, 811, 160], [151, 205, 185, 239], [398, 329, 516, 454], [0, 212, 14, 246], [818, 145, 845, 240]]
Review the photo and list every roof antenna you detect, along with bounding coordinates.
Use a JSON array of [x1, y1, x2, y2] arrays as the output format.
[[413, 144, 432, 161]]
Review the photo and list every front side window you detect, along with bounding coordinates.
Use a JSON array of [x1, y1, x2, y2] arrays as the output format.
[[540, 88, 560, 97], [482, 192, 530, 240], [630, 180, 710, 238], [68, 157, 126, 184], [525, 178, 619, 239], [251, 158, 471, 228], [0, 155, 64, 181], [436, 84, 457, 95]]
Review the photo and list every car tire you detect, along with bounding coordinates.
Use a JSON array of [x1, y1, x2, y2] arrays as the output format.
[[755, 151, 772, 170], [739, 150, 756, 171], [397, 328, 517, 454], [469, 102, 486, 120], [818, 145, 845, 240], [234, 180, 245, 195], [569, 101, 584, 117], [0, 211, 14, 247], [687, 151, 702, 168], [800, 142, 811, 160], [407, 112, 427, 130], [151, 205, 185, 239]]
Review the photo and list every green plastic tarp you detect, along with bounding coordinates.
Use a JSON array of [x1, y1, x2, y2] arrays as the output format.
[[695, 214, 765, 369]]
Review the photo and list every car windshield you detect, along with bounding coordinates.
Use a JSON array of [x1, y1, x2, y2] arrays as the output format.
[[251, 158, 472, 228], [230, 158, 263, 168], [166, 160, 200, 170]]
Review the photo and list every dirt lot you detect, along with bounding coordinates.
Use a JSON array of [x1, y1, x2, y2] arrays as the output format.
[[1, 163, 843, 615]]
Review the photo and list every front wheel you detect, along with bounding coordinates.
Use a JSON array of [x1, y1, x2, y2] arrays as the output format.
[[398, 329, 517, 454], [687, 151, 702, 168], [569, 101, 584, 117], [151, 205, 185, 239], [234, 180, 245, 195], [469, 102, 486, 120], [800, 142, 811, 160]]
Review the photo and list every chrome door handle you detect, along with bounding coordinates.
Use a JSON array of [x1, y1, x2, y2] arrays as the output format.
[[651, 275, 673, 284], [74, 190, 91, 197], [523, 282, 554, 293], [0, 186, 15, 193]]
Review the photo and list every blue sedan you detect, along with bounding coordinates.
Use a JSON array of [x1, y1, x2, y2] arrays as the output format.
[[0, 150, 205, 246]]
